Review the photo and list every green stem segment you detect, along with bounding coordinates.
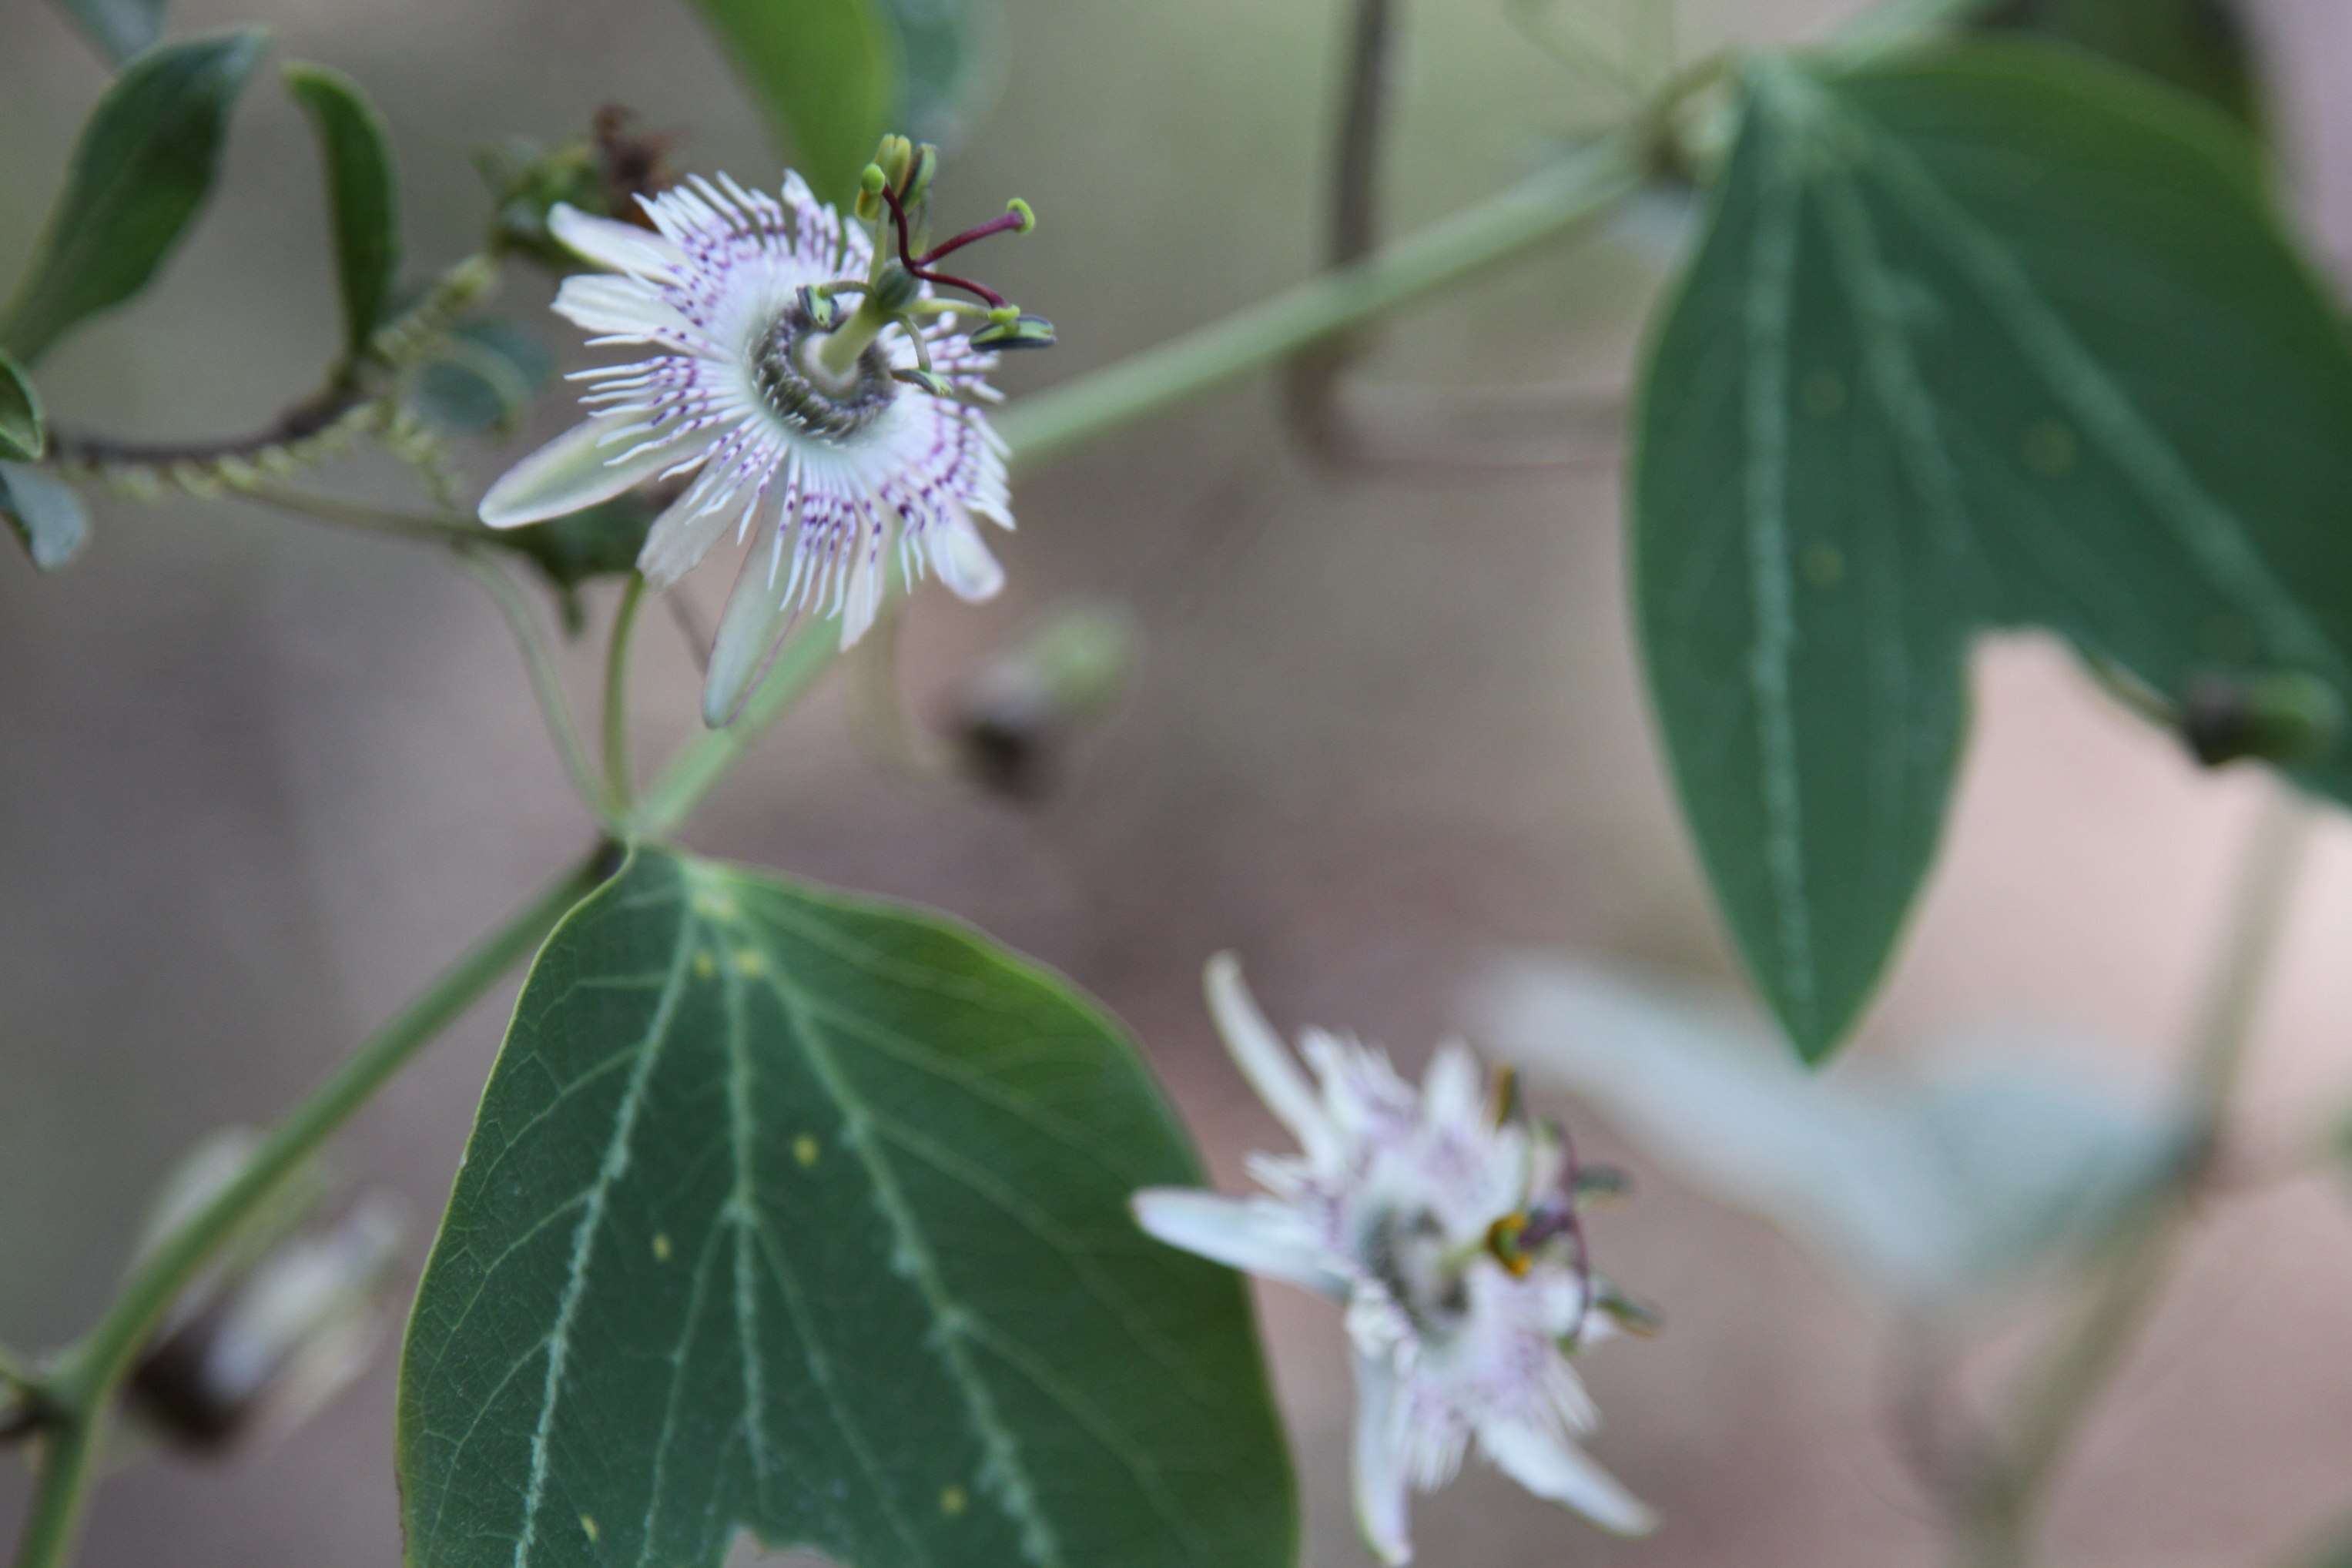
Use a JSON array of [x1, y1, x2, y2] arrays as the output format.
[[815, 297, 895, 382], [8, 851, 614, 1568], [1964, 787, 2312, 1568], [993, 136, 1645, 472], [604, 574, 649, 821]]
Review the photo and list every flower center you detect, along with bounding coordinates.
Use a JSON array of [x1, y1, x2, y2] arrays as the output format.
[[1363, 1206, 1473, 1338], [750, 301, 896, 441]]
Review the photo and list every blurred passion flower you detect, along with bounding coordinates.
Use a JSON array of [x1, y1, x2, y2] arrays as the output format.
[[480, 138, 1049, 725], [1134, 956, 1657, 1563]]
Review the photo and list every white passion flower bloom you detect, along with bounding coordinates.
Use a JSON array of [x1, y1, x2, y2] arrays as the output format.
[[1134, 955, 1656, 1563], [479, 159, 1040, 724]]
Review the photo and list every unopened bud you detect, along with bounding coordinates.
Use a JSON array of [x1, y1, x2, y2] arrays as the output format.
[[131, 1196, 407, 1451], [2180, 671, 2342, 769], [970, 311, 1057, 352], [949, 601, 1139, 799]]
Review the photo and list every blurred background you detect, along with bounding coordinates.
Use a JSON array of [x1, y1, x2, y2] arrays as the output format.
[[8, 0, 2352, 1563]]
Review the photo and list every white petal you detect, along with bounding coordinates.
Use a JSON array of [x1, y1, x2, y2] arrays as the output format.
[[1479, 1419, 1655, 1536], [1204, 953, 1339, 1164], [554, 274, 689, 340], [1351, 1351, 1415, 1566], [929, 511, 1004, 602], [478, 418, 702, 528], [640, 472, 753, 588], [1129, 1190, 1343, 1297], [548, 203, 683, 280], [839, 542, 884, 648], [702, 534, 796, 727], [1421, 1040, 1485, 1133]]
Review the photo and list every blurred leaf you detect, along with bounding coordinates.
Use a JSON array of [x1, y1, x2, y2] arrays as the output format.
[[0, 29, 268, 367], [1473, 958, 2188, 1309], [501, 492, 651, 634], [0, 353, 44, 462], [1633, 43, 2352, 1060], [410, 319, 554, 436], [879, 0, 1001, 146], [1975, 0, 2260, 127], [50, 0, 164, 66], [681, 0, 895, 207], [1, 462, 90, 571], [284, 62, 401, 360], [398, 849, 1296, 1568]]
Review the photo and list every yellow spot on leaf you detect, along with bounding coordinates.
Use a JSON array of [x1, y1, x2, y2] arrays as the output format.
[[732, 949, 765, 977], [690, 888, 738, 922], [940, 1485, 968, 1516], [652, 1232, 672, 1262], [2023, 419, 2077, 476], [794, 1134, 820, 1168], [693, 950, 718, 980], [580, 1515, 599, 1543]]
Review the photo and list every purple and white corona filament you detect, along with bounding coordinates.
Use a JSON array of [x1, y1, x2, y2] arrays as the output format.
[[478, 154, 1044, 724], [1134, 956, 1657, 1563]]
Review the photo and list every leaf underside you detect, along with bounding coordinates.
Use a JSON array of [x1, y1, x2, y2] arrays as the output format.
[[397, 849, 1295, 1568], [1633, 42, 2352, 1059]]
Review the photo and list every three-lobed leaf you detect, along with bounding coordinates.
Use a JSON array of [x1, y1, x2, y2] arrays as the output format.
[[284, 61, 401, 361], [0, 28, 268, 366], [0, 353, 44, 462], [399, 849, 1295, 1568], [1, 463, 90, 571], [680, 0, 896, 206], [1633, 42, 2352, 1060]]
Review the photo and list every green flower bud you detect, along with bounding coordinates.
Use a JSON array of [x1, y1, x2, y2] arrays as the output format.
[[950, 601, 1139, 798]]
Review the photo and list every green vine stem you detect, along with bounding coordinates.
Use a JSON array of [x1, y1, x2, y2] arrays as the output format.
[[1962, 786, 2313, 1568], [9, 850, 614, 1568], [993, 135, 1644, 473], [603, 573, 649, 821]]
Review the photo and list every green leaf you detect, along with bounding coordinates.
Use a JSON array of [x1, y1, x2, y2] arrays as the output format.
[[283, 62, 401, 360], [0, 29, 269, 367], [398, 849, 1296, 1568], [1631, 42, 2352, 1060], [878, 0, 1000, 146], [410, 317, 553, 436], [1476, 958, 2188, 1308], [1, 462, 90, 571], [0, 353, 45, 462], [1974, 0, 2260, 127], [681, 0, 895, 206], [49, 0, 164, 67]]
